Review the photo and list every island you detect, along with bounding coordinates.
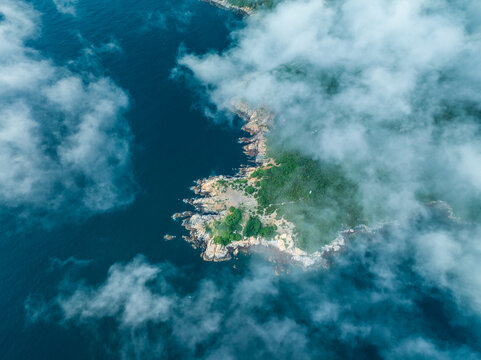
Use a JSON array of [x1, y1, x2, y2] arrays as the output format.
[[174, 102, 375, 269], [172, 0, 466, 270], [172, 0, 378, 269]]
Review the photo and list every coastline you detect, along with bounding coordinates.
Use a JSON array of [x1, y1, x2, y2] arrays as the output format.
[[202, 0, 255, 16], [172, 0, 372, 269], [173, 104, 363, 269]]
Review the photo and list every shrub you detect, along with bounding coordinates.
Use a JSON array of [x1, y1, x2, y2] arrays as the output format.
[[212, 207, 244, 246], [243, 216, 262, 237], [250, 168, 265, 179], [259, 225, 277, 238], [225, 208, 242, 228], [246, 185, 255, 194]]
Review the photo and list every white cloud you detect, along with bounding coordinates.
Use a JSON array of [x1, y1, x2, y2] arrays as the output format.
[[180, 0, 481, 225], [414, 227, 481, 314], [58, 256, 173, 327], [29, 230, 481, 359], [140, 6, 194, 34], [0, 1, 135, 217], [20, 0, 481, 358], [388, 337, 480, 360], [170, 1, 481, 355], [52, 0, 79, 16], [144, 11, 168, 30]]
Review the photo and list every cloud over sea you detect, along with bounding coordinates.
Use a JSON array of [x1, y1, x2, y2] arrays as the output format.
[[0, 0, 135, 227]]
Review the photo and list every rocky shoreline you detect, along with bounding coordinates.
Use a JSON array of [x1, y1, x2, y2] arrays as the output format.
[[171, 1, 374, 270], [202, 0, 254, 16], [173, 1, 372, 270], [171, 1, 462, 270], [173, 104, 364, 269]]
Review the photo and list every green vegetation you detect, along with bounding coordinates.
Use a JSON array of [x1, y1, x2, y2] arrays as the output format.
[[250, 168, 264, 179], [219, 178, 248, 192], [227, 0, 275, 9], [246, 185, 256, 194], [210, 208, 278, 245], [213, 207, 243, 246], [252, 151, 365, 251], [242, 216, 277, 239], [259, 224, 277, 238], [206, 189, 286, 245], [212, 151, 364, 250], [225, 207, 242, 226], [243, 216, 262, 237], [205, 224, 212, 234]]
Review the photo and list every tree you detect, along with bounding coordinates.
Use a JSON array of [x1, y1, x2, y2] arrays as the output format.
[[246, 185, 255, 194], [243, 216, 262, 237], [259, 225, 277, 238], [225, 208, 242, 227]]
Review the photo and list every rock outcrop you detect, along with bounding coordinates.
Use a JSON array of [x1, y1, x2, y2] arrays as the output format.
[[203, 0, 255, 15]]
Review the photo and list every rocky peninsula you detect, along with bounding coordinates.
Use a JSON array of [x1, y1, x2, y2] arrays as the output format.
[[170, 0, 468, 270], [170, 1, 373, 269], [173, 104, 365, 269]]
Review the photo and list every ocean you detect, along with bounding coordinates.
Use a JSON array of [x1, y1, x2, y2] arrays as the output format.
[[1, 0, 481, 359], [1, 0, 246, 358]]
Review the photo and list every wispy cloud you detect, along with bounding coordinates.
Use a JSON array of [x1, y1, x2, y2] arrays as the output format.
[[140, 6, 194, 34], [58, 256, 173, 328], [0, 1, 135, 223], [144, 11, 168, 31], [21, 1, 481, 358], [27, 220, 481, 359], [180, 0, 481, 228], [52, 0, 79, 16]]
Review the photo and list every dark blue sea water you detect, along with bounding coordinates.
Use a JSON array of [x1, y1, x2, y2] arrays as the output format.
[[2, 1, 481, 359], [1, 1, 247, 358]]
